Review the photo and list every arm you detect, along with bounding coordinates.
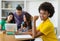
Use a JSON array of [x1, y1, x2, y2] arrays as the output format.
[[0, 20, 2, 30], [0, 25, 1, 30], [22, 31, 32, 35], [28, 29, 32, 32], [33, 16, 44, 38], [34, 21, 44, 38]]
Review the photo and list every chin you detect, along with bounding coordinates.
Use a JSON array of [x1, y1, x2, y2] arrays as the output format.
[[41, 19, 43, 20]]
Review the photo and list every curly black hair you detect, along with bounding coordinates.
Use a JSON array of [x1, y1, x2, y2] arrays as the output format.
[[38, 2, 55, 18]]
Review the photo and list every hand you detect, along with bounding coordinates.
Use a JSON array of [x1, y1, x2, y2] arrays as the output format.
[[18, 28, 22, 31], [0, 25, 1, 30], [33, 16, 39, 22], [7, 15, 12, 22]]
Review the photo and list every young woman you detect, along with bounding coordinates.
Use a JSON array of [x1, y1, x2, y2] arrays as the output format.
[[19, 12, 32, 32], [0, 12, 15, 30], [16, 12, 33, 41], [33, 2, 58, 41]]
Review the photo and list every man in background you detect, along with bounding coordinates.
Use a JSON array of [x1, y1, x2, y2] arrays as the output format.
[[14, 5, 27, 30]]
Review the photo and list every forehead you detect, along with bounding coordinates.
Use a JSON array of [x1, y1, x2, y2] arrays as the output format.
[[40, 10, 48, 14], [9, 15, 13, 16], [16, 10, 22, 11]]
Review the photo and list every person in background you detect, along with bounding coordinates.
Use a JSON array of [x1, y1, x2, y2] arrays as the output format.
[[19, 12, 32, 32], [14, 5, 30, 30], [0, 12, 15, 30], [33, 2, 58, 41]]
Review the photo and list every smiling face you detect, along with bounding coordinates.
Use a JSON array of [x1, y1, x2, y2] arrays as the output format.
[[7, 15, 13, 21], [39, 10, 50, 21]]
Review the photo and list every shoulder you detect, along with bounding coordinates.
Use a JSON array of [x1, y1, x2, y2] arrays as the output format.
[[13, 12, 16, 15], [22, 11, 30, 15], [44, 19, 54, 28], [1, 20, 6, 22], [0, 19, 6, 24]]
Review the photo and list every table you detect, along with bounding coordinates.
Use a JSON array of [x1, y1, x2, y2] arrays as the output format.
[[0, 31, 34, 41]]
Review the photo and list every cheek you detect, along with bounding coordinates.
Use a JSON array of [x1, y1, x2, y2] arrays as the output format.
[[24, 18, 26, 21], [40, 14, 47, 18], [23, 15, 26, 21], [23, 17, 26, 21], [10, 17, 13, 20], [43, 15, 48, 18]]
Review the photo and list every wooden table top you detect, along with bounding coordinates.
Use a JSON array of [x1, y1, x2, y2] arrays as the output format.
[[0, 31, 34, 41]]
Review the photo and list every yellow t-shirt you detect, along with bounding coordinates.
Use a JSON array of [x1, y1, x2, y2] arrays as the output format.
[[37, 18, 58, 41]]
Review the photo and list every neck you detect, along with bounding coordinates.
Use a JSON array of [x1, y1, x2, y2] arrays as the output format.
[[43, 18, 48, 21]]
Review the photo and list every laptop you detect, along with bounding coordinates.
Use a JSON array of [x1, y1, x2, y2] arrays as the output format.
[[5, 23, 17, 35]]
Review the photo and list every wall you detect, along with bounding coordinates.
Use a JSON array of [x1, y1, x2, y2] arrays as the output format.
[[58, 0, 60, 37], [0, 0, 1, 20]]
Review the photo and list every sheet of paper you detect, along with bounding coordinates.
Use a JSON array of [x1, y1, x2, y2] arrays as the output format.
[[15, 35, 32, 39], [58, 35, 60, 39]]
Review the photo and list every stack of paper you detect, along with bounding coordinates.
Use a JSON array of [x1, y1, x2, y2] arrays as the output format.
[[15, 35, 32, 39]]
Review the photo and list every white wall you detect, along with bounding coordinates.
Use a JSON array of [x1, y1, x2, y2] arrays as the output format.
[[0, 0, 1, 20], [58, 0, 60, 36]]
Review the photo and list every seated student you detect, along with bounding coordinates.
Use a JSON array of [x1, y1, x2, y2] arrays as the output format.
[[19, 12, 32, 32], [18, 12, 34, 41], [33, 2, 58, 41], [0, 12, 15, 30]]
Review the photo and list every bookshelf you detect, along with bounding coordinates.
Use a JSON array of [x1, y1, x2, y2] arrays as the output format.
[[1, 0, 26, 19]]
